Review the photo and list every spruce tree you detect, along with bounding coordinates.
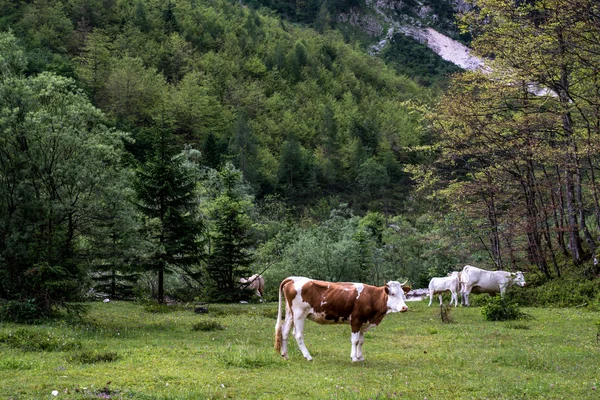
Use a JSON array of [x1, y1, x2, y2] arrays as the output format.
[[205, 163, 254, 302], [134, 130, 204, 303]]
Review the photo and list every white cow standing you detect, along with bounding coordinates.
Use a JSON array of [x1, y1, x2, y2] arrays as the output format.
[[459, 265, 526, 306], [239, 274, 265, 298], [428, 271, 460, 307]]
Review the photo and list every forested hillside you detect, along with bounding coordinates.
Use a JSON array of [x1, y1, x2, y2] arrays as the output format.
[[1, 0, 438, 211], [1, 0, 599, 320]]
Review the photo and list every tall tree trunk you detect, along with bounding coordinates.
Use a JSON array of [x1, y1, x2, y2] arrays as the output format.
[[536, 169, 560, 278], [484, 187, 502, 269], [158, 261, 165, 304], [546, 165, 568, 256], [557, 39, 585, 264]]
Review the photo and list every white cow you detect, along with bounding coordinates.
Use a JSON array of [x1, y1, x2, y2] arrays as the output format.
[[239, 274, 265, 298], [459, 265, 526, 306], [428, 271, 460, 307]]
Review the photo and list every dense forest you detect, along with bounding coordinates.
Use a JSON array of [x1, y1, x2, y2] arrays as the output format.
[[1, 0, 599, 321]]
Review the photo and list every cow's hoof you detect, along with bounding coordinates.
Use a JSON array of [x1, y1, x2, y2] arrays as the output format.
[[305, 356, 313, 361]]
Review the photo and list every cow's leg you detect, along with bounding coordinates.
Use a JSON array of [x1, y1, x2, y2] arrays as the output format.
[[438, 294, 443, 306], [280, 306, 294, 360], [350, 331, 360, 362], [350, 330, 366, 362], [292, 316, 312, 361], [428, 289, 433, 306], [462, 288, 470, 306], [451, 291, 458, 307]]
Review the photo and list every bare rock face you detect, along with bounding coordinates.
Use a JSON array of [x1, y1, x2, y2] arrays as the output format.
[[337, 11, 384, 37]]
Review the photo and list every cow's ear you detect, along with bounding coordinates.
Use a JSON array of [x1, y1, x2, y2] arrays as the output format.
[[384, 286, 390, 295]]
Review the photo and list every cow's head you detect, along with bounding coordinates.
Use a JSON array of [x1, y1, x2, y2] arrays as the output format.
[[511, 272, 526, 287], [385, 281, 409, 313]]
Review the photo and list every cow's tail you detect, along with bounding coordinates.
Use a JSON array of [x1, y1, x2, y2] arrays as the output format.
[[459, 270, 470, 284], [274, 279, 285, 353]]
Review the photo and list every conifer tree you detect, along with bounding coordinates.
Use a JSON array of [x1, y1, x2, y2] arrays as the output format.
[[204, 163, 254, 302], [134, 129, 204, 303]]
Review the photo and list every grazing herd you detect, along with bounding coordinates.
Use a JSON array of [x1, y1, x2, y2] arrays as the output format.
[[427, 265, 526, 307], [239, 265, 526, 362]]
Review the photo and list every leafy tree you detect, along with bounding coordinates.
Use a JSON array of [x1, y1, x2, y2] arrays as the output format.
[[134, 129, 204, 303], [460, 0, 600, 268], [0, 32, 128, 318], [356, 157, 390, 207]]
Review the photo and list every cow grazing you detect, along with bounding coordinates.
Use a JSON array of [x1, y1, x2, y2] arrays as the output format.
[[274, 276, 410, 362], [239, 274, 265, 298], [428, 271, 460, 307], [459, 265, 526, 306]]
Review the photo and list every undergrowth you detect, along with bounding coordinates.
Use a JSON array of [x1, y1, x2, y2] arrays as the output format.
[[192, 320, 225, 332], [481, 297, 528, 321], [67, 350, 119, 364], [0, 328, 81, 351]]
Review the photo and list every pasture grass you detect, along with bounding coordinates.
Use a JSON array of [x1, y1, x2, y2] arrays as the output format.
[[0, 300, 598, 399]]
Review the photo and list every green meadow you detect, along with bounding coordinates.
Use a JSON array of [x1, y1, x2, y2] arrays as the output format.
[[0, 300, 598, 399]]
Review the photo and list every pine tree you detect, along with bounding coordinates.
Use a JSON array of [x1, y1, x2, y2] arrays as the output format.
[[204, 163, 254, 302], [134, 129, 204, 303]]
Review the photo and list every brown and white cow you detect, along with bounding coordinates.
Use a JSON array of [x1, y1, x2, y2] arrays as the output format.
[[274, 276, 410, 362], [459, 265, 526, 306], [239, 274, 265, 298]]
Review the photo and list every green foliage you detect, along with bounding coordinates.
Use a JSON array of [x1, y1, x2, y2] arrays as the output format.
[[204, 164, 255, 302], [134, 130, 204, 303], [2, 0, 436, 214], [68, 350, 119, 364], [510, 275, 600, 308], [0, 328, 81, 352], [481, 296, 527, 321], [191, 320, 225, 332], [0, 31, 27, 76], [0, 299, 39, 323], [382, 33, 462, 88], [0, 33, 130, 318]]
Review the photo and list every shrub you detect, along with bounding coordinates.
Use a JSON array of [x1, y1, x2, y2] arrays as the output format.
[[509, 274, 600, 308], [0, 299, 41, 323], [481, 296, 527, 321], [68, 350, 119, 364], [192, 320, 225, 332]]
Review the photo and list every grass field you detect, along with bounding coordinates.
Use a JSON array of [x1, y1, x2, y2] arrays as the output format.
[[0, 299, 599, 399]]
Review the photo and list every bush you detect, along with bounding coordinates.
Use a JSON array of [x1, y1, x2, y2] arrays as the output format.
[[68, 350, 119, 364], [192, 320, 225, 332], [0, 299, 41, 323], [481, 296, 527, 321], [510, 276, 600, 307]]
